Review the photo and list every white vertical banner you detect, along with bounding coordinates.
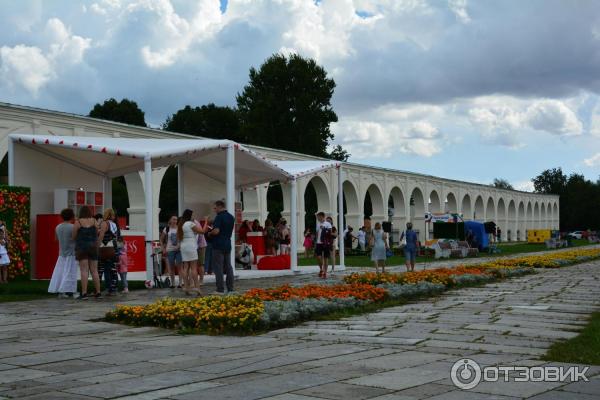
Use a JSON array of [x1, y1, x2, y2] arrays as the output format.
[[290, 178, 298, 272], [144, 154, 154, 282]]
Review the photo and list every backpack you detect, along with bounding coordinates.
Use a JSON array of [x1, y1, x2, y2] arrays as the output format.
[[321, 227, 333, 247]]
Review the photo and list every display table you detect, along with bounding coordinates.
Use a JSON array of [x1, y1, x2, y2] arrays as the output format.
[[246, 232, 266, 264], [257, 254, 291, 270]]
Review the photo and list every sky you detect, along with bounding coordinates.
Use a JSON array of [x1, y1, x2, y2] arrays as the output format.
[[1, 0, 600, 191]]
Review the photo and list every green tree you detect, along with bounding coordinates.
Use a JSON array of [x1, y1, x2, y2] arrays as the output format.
[[236, 53, 341, 157], [89, 98, 147, 127], [163, 104, 243, 141], [532, 168, 567, 195], [329, 144, 350, 161], [492, 178, 514, 190]]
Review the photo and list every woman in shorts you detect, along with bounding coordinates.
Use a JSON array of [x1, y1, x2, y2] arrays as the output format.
[[72, 206, 101, 299], [161, 215, 181, 288]]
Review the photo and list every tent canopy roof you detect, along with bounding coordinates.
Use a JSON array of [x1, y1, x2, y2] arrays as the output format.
[[11, 134, 294, 187], [11, 135, 342, 187]]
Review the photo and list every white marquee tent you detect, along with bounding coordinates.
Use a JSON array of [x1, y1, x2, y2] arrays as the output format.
[[9, 134, 344, 279]]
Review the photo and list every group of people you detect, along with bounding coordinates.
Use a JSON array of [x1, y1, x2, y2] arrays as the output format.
[[238, 218, 291, 256], [49, 206, 128, 299], [160, 200, 235, 295]]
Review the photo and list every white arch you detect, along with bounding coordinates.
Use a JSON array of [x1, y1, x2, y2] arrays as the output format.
[[541, 203, 547, 229], [364, 183, 385, 222], [445, 192, 458, 213], [508, 199, 517, 241], [429, 189, 442, 213], [553, 202, 559, 229], [307, 176, 330, 213], [410, 187, 426, 239], [518, 201, 526, 241], [526, 201, 533, 232], [533, 202, 540, 229], [461, 194, 472, 220], [485, 196, 495, 221], [497, 198, 506, 240], [474, 195, 485, 221], [343, 179, 361, 230]]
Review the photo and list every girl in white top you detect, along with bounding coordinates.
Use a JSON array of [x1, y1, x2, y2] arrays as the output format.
[[160, 215, 181, 288], [177, 209, 206, 295], [0, 221, 10, 284]]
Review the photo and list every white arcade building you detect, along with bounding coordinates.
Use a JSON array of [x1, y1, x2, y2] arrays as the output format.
[[0, 102, 559, 278]]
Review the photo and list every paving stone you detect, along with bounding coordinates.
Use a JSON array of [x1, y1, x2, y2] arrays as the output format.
[[559, 376, 600, 395], [17, 392, 102, 400], [393, 382, 456, 399], [348, 351, 450, 370], [78, 372, 138, 384], [346, 368, 448, 391], [527, 390, 600, 400], [0, 367, 57, 384], [427, 391, 520, 399], [294, 382, 394, 399]]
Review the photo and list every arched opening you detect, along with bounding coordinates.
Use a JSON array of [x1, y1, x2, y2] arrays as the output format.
[[410, 187, 425, 238], [474, 195, 484, 221], [429, 190, 441, 213], [526, 202, 533, 232], [267, 181, 284, 224], [553, 203, 559, 229], [461, 194, 472, 220], [364, 184, 384, 222], [158, 165, 178, 223], [541, 203, 547, 229], [304, 176, 330, 231], [534, 202, 540, 229], [497, 198, 506, 240], [445, 192, 458, 213], [518, 201, 526, 241], [485, 197, 495, 221], [388, 187, 406, 245], [508, 200, 516, 241], [0, 154, 7, 184], [343, 180, 360, 230]]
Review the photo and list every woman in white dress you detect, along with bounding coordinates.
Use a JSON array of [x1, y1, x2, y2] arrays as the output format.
[[48, 209, 78, 297], [177, 209, 206, 295]]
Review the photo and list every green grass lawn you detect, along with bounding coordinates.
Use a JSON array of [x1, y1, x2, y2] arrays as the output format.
[[0, 276, 146, 303], [543, 312, 600, 365], [297, 239, 591, 267]]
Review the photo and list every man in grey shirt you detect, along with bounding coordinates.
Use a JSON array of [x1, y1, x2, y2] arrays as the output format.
[[48, 208, 78, 297]]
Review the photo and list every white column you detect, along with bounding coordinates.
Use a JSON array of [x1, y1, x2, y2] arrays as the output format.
[[103, 176, 112, 210], [338, 166, 345, 270], [290, 178, 298, 272], [144, 155, 153, 282], [8, 137, 14, 186], [177, 163, 184, 215], [226, 144, 235, 262]]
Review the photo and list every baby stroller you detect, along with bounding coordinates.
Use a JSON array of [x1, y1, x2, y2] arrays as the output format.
[[151, 247, 170, 288], [236, 243, 253, 270]]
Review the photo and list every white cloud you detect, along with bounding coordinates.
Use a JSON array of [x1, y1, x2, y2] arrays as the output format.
[[515, 180, 534, 192], [584, 153, 600, 167], [0, 45, 53, 96], [448, 0, 471, 23], [0, 18, 90, 96], [525, 99, 582, 136]]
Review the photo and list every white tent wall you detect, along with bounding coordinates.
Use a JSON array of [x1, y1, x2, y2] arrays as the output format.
[[13, 143, 104, 276], [182, 166, 227, 219]]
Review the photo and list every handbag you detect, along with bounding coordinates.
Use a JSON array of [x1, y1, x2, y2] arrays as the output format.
[[99, 242, 116, 261]]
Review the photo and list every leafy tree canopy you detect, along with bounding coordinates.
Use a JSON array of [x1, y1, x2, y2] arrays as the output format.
[[163, 104, 243, 142], [492, 178, 514, 190], [236, 53, 339, 158], [89, 98, 146, 127]]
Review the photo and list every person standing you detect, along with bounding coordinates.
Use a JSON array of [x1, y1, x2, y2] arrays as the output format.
[[303, 228, 313, 258], [98, 208, 119, 296], [278, 219, 291, 255], [0, 221, 10, 284], [196, 218, 209, 285], [48, 209, 77, 297], [357, 227, 366, 252], [208, 200, 235, 294], [178, 209, 205, 295], [264, 219, 277, 255], [204, 218, 214, 275], [160, 216, 181, 289], [326, 216, 338, 274], [370, 222, 388, 273], [315, 212, 332, 279], [73, 206, 101, 299], [403, 222, 418, 272]]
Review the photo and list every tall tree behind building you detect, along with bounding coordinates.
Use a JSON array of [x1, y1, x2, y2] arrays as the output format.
[[89, 98, 147, 127], [236, 53, 339, 158]]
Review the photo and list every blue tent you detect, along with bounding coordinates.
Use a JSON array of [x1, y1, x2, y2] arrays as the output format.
[[464, 221, 489, 250]]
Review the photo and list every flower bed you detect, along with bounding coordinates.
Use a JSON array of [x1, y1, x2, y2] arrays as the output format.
[[106, 248, 600, 335], [245, 283, 387, 302]]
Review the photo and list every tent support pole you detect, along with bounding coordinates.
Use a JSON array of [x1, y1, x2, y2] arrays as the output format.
[[290, 178, 298, 272], [177, 163, 184, 215], [226, 144, 235, 263], [338, 165, 345, 270], [103, 176, 112, 210], [144, 155, 154, 282], [8, 137, 14, 186]]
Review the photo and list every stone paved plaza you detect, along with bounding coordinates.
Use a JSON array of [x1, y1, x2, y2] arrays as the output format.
[[1, 256, 600, 399]]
